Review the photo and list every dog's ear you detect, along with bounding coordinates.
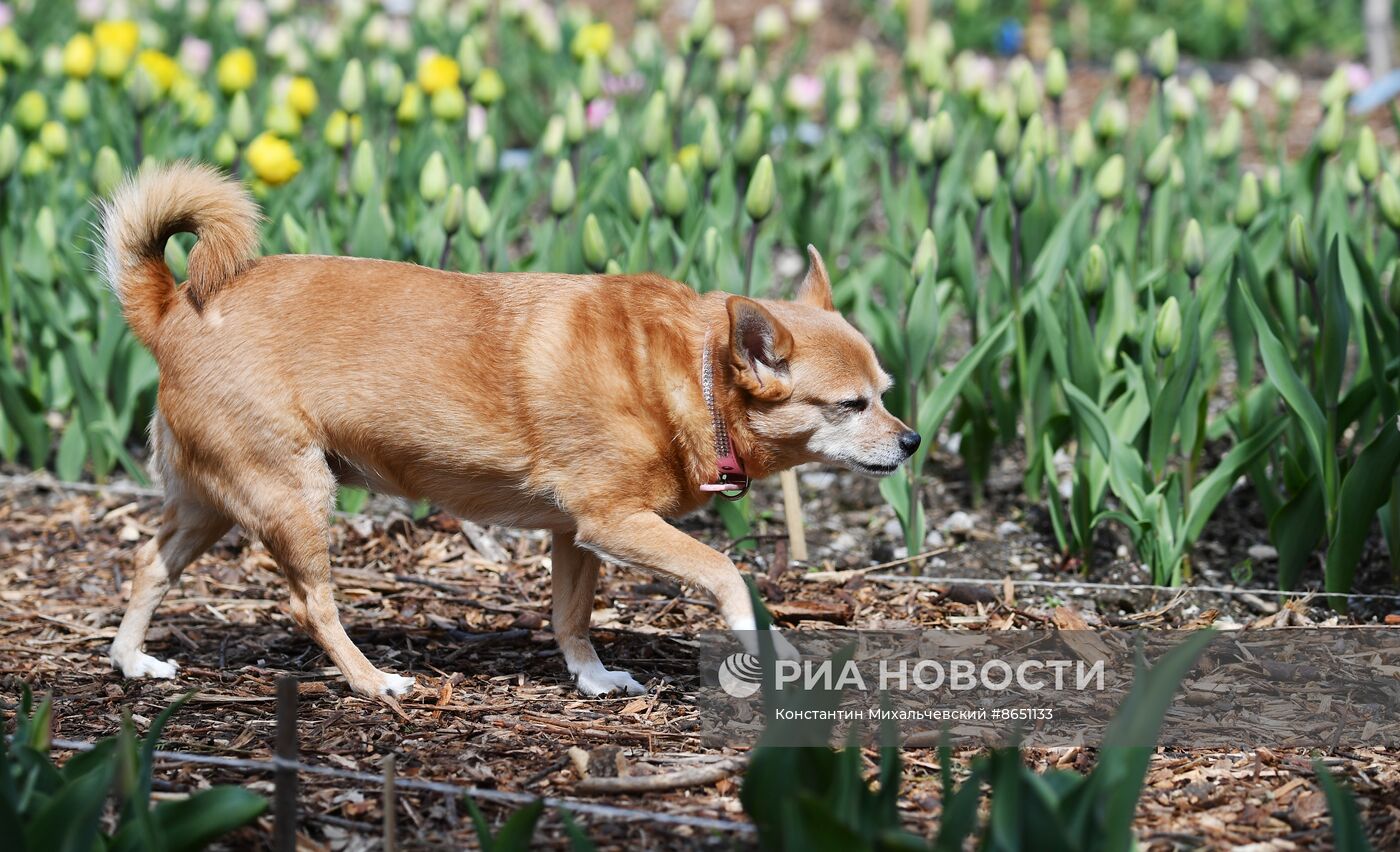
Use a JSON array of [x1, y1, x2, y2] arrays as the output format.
[[726, 295, 793, 401], [795, 244, 835, 311]]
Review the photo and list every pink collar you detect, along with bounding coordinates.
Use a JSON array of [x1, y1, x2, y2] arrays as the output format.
[[699, 334, 750, 499]]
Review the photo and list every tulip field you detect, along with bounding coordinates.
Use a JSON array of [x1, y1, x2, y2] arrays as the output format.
[[2, 0, 1399, 849]]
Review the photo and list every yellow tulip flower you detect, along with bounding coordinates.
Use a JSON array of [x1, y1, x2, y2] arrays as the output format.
[[62, 33, 95, 78], [287, 76, 318, 117], [571, 22, 614, 59], [417, 54, 460, 95], [216, 48, 257, 94], [93, 20, 139, 61], [246, 132, 301, 186], [137, 50, 180, 96]]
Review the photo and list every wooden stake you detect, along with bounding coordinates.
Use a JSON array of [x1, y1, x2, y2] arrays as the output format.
[[779, 469, 807, 563], [274, 677, 299, 852], [382, 753, 398, 852]]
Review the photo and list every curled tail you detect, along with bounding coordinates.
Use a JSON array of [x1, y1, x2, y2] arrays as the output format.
[[99, 162, 261, 347]]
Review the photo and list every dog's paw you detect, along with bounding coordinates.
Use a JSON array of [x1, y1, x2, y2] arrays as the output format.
[[378, 673, 417, 697], [112, 651, 179, 680], [576, 666, 647, 698]]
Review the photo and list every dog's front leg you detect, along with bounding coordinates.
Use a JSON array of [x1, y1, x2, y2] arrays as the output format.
[[550, 531, 646, 697], [575, 511, 799, 664]]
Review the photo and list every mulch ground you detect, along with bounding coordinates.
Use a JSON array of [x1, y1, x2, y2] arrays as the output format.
[[2, 471, 1397, 850]]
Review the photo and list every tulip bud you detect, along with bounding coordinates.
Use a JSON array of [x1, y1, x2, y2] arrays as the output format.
[[747, 81, 775, 116], [1182, 219, 1205, 278], [835, 99, 861, 135], [1287, 214, 1316, 282], [699, 119, 723, 175], [265, 103, 302, 138], [1379, 173, 1400, 231], [972, 151, 999, 204], [993, 112, 1020, 161], [420, 151, 448, 202], [582, 212, 608, 272], [735, 111, 764, 168], [1345, 162, 1365, 200], [640, 91, 668, 161], [1011, 155, 1038, 210], [15, 91, 47, 133], [1112, 48, 1137, 88], [128, 64, 158, 114], [626, 167, 654, 222], [1015, 71, 1040, 121], [1154, 296, 1181, 359], [0, 125, 14, 181], [564, 90, 586, 145], [93, 146, 121, 196], [1212, 108, 1242, 161], [38, 121, 67, 157], [1320, 67, 1350, 107], [1274, 72, 1300, 109], [745, 154, 775, 221], [1083, 243, 1107, 297], [58, 79, 90, 122], [465, 186, 492, 239], [884, 93, 911, 138], [213, 132, 237, 166], [734, 45, 757, 95], [1020, 114, 1046, 161], [662, 162, 689, 219], [1044, 48, 1067, 100], [1094, 154, 1125, 202], [908, 118, 933, 167], [1148, 29, 1177, 79], [1227, 75, 1258, 111], [754, 5, 787, 44], [578, 53, 603, 101], [20, 142, 50, 177], [929, 111, 955, 164], [911, 228, 938, 280], [475, 135, 498, 177], [1357, 126, 1380, 184], [227, 92, 253, 143], [36, 207, 57, 252], [440, 184, 465, 234], [1143, 135, 1174, 187], [283, 212, 310, 254], [396, 84, 423, 125], [1070, 120, 1096, 169], [1317, 103, 1345, 155], [351, 140, 377, 196], [550, 159, 576, 216], [340, 58, 366, 113], [431, 86, 467, 121], [1263, 165, 1282, 198], [1094, 98, 1128, 143], [1233, 171, 1260, 228], [457, 34, 482, 84], [702, 226, 720, 269]]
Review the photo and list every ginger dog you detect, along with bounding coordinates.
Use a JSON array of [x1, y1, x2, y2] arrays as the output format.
[[100, 163, 920, 698]]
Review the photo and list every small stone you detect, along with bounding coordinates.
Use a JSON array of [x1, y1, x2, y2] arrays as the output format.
[[924, 529, 946, 549], [942, 511, 975, 534], [1247, 544, 1278, 561], [828, 531, 858, 553], [882, 518, 903, 538], [995, 521, 1021, 539]]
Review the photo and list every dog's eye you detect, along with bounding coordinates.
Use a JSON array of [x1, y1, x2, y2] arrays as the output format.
[[837, 398, 869, 413]]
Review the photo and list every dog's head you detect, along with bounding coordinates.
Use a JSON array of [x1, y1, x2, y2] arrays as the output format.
[[727, 246, 919, 476]]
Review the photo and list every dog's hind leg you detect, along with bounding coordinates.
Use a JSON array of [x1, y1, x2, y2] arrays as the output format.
[[551, 531, 646, 697], [110, 486, 231, 679], [250, 450, 415, 698]]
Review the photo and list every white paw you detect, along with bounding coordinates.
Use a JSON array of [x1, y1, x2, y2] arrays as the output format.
[[378, 673, 416, 696], [575, 665, 647, 697], [112, 651, 179, 680]]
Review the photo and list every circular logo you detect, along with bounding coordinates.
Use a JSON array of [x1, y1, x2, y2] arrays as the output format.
[[718, 652, 763, 698]]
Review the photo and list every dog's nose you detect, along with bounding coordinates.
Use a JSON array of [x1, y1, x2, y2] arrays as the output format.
[[898, 431, 921, 456]]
